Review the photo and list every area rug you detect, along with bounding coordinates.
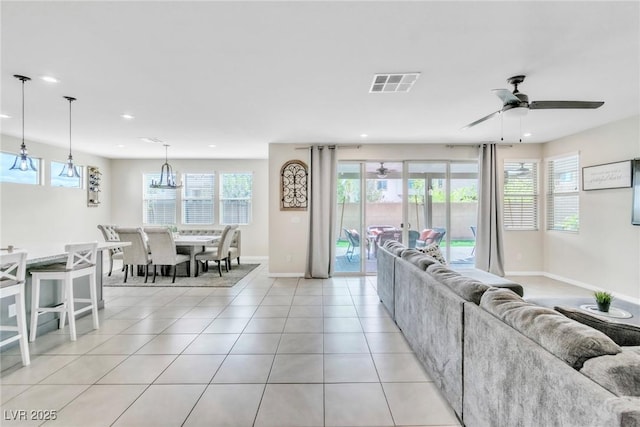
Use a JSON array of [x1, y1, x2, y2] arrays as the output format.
[[104, 263, 259, 287]]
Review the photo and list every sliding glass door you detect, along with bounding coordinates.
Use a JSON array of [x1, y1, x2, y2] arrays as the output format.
[[335, 160, 477, 274]]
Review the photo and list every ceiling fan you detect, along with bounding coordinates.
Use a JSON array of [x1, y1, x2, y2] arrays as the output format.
[[504, 162, 531, 178], [376, 162, 388, 178], [462, 75, 604, 130]]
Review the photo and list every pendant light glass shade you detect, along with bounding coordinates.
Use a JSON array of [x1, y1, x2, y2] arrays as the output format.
[[150, 144, 182, 189], [9, 75, 37, 172], [59, 96, 80, 178]]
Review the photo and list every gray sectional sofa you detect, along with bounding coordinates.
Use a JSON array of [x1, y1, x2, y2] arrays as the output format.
[[377, 241, 640, 427]]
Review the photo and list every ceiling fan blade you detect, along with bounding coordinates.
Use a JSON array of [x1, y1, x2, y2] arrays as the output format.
[[462, 110, 501, 130], [492, 88, 520, 104], [529, 100, 604, 109]]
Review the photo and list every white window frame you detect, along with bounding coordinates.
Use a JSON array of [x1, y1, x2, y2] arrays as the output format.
[[546, 153, 580, 232], [182, 173, 215, 225], [503, 159, 539, 231], [143, 173, 178, 225], [219, 172, 253, 225]]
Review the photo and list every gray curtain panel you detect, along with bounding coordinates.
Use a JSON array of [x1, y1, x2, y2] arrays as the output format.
[[305, 145, 337, 278], [475, 144, 505, 276]]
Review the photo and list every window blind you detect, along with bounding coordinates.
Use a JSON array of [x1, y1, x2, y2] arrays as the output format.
[[143, 173, 177, 225], [220, 172, 252, 224], [182, 173, 215, 224], [546, 154, 579, 232], [503, 161, 538, 230]]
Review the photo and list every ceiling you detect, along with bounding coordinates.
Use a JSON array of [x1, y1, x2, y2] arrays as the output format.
[[1, 1, 638, 160]]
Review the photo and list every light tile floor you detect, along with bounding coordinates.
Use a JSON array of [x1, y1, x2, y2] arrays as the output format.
[[0, 263, 461, 427]]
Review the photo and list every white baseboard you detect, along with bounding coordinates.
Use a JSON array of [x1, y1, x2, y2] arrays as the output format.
[[268, 272, 305, 278], [504, 271, 546, 276]]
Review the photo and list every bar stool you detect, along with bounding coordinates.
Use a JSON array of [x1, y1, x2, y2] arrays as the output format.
[[0, 251, 30, 366], [29, 242, 99, 342]]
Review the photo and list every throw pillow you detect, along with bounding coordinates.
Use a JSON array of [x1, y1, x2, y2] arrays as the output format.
[[481, 288, 622, 369], [417, 242, 446, 265], [555, 306, 640, 347]]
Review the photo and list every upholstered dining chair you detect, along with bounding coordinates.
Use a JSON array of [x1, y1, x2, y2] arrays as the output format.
[[144, 227, 190, 283], [97, 224, 124, 276], [0, 251, 30, 365], [194, 225, 236, 276], [29, 242, 99, 342], [115, 227, 152, 283]]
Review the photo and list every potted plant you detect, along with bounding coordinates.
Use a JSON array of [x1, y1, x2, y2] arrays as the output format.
[[594, 291, 613, 313]]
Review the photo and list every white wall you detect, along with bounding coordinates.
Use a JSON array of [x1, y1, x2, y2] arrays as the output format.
[[0, 134, 112, 246], [109, 158, 269, 258], [542, 115, 640, 301]]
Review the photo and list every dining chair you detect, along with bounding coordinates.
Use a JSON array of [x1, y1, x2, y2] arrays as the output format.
[[97, 224, 124, 276], [144, 227, 190, 283], [194, 225, 235, 276], [29, 242, 99, 342], [115, 227, 152, 283], [0, 251, 30, 365]]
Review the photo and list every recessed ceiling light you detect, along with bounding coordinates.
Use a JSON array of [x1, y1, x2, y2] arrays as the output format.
[[0, 114, 11, 119], [140, 137, 164, 144], [360, 134, 368, 138], [523, 133, 532, 137], [40, 75, 59, 83], [117, 144, 125, 148], [121, 114, 135, 120], [370, 73, 420, 93], [208, 144, 217, 148]]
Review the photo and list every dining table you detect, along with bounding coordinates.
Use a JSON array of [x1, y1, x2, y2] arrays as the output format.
[[174, 235, 220, 277]]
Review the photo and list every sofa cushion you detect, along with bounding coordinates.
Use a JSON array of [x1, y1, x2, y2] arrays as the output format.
[[400, 249, 438, 270], [555, 306, 640, 347], [383, 240, 407, 256], [440, 275, 490, 305], [581, 349, 640, 396], [427, 263, 461, 281], [417, 242, 446, 265], [481, 288, 622, 369]]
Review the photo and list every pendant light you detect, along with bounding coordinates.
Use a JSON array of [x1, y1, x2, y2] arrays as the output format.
[[150, 144, 182, 188], [59, 96, 80, 178], [9, 75, 37, 171]]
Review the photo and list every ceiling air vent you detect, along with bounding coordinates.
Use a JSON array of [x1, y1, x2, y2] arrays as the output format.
[[369, 73, 420, 93]]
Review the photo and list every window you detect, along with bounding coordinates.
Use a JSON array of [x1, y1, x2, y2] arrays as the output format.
[[50, 161, 83, 188], [220, 172, 252, 224], [503, 161, 538, 230], [182, 173, 215, 224], [143, 173, 177, 224], [0, 151, 41, 185], [547, 154, 579, 232]]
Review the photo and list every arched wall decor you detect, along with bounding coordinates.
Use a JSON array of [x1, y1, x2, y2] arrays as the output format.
[[281, 160, 308, 211]]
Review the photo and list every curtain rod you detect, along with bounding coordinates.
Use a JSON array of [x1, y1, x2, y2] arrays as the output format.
[[445, 144, 513, 148], [294, 144, 361, 150]]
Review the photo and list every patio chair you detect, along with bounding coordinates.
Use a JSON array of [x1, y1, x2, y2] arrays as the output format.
[[408, 230, 420, 248], [470, 225, 477, 255], [343, 228, 363, 262], [377, 229, 402, 250]]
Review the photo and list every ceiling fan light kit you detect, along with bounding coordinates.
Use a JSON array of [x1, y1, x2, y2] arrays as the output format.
[[376, 162, 388, 179], [463, 75, 605, 131]]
